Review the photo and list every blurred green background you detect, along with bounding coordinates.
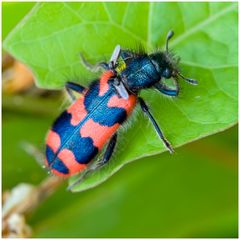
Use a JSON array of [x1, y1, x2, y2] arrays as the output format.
[[2, 2, 238, 238]]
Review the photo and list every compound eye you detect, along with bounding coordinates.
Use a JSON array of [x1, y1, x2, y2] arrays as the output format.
[[162, 68, 171, 79]]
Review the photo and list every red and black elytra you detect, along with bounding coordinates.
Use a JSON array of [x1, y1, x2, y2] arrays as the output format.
[[45, 31, 197, 190], [45, 70, 136, 177]]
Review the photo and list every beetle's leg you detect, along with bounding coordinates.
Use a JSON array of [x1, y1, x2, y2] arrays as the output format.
[[65, 82, 86, 101], [80, 53, 109, 72], [154, 79, 179, 97], [80, 45, 121, 72], [67, 133, 118, 191], [138, 97, 174, 153], [96, 133, 117, 166], [20, 141, 47, 168]]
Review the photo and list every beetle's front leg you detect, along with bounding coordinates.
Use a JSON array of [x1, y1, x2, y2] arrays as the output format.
[[154, 79, 179, 97], [67, 133, 118, 191]]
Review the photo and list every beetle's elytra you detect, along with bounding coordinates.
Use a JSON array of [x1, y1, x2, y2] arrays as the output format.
[[45, 31, 198, 189], [46, 70, 137, 177]]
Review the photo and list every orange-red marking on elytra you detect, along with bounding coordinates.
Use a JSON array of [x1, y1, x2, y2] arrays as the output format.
[[67, 96, 88, 126], [80, 119, 119, 149], [46, 130, 61, 152], [99, 71, 114, 96], [58, 148, 87, 175], [108, 94, 137, 115]]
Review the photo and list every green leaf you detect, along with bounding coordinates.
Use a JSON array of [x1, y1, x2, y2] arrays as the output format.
[[3, 98, 237, 237], [2, 2, 35, 40], [30, 127, 237, 237], [3, 2, 238, 192]]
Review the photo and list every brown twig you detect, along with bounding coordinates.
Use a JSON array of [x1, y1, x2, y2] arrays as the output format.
[[2, 176, 64, 238]]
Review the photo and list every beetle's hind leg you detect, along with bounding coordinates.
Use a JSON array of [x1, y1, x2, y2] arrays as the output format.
[[138, 97, 174, 153], [67, 133, 118, 191], [20, 141, 48, 169]]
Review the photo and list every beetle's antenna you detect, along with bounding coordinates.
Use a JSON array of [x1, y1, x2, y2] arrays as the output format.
[[177, 72, 198, 85], [166, 30, 174, 53]]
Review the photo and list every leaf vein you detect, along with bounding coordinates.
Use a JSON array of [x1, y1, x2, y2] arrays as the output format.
[[170, 3, 237, 47]]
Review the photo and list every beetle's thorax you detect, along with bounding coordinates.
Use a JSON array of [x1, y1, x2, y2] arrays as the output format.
[[119, 55, 160, 92]]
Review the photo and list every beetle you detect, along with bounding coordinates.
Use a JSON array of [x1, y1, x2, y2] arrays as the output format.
[[45, 30, 197, 190]]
